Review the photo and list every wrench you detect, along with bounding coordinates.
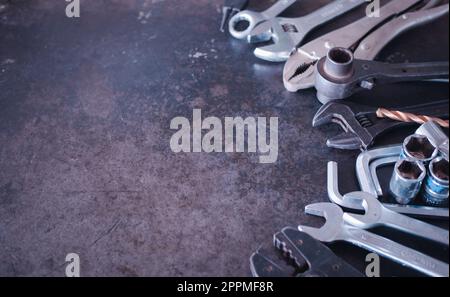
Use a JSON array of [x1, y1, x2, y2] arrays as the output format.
[[312, 100, 449, 150], [370, 156, 400, 196], [250, 227, 362, 277], [416, 121, 449, 159], [228, 0, 297, 40], [343, 191, 449, 245], [354, 3, 449, 60], [247, 0, 366, 62], [283, 0, 429, 92], [329, 160, 450, 219], [298, 202, 449, 277], [315, 47, 449, 103]]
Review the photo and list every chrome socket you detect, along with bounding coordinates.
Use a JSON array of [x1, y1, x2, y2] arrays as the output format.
[[423, 157, 449, 207], [390, 159, 427, 205], [401, 134, 438, 164]]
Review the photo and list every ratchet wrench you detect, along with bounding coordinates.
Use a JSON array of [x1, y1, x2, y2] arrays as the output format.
[[247, 0, 366, 62], [228, 0, 297, 40], [283, 0, 429, 92]]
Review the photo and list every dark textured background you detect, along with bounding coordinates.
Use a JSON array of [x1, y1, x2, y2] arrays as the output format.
[[0, 0, 448, 276]]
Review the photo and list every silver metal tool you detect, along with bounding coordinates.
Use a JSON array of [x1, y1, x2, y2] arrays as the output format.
[[401, 134, 439, 163], [416, 121, 449, 159], [247, 0, 366, 62], [423, 157, 449, 206], [283, 0, 440, 92], [220, 0, 250, 32], [314, 47, 449, 103], [370, 156, 400, 196], [354, 3, 449, 60], [299, 202, 449, 277], [390, 159, 427, 205], [344, 191, 449, 245], [228, 0, 296, 40], [331, 160, 450, 219]]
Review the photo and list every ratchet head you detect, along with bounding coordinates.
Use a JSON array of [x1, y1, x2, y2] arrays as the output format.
[[298, 203, 344, 243], [342, 191, 383, 228], [283, 50, 318, 92]]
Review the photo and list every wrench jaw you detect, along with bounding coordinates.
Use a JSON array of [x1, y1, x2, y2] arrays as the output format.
[[283, 52, 318, 92], [342, 192, 384, 228], [247, 21, 273, 44], [299, 203, 344, 243]]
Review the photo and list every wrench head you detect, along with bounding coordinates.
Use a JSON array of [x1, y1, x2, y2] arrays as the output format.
[[298, 203, 344, 243], [342, 191, 383, 228], [283, 50, 317, 91], [248, 20, 273, 43], [313, 102, 376, 150]]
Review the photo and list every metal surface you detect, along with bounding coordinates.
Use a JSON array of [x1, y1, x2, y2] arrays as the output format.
[[0, 0, 448, 277], [343, 191, 449, 245], [315, 47, 449, 103], [283, 0, 424, 92], [331, 161, 450, 218], [298, 202, 449, 277], [250, 227, 362, 277], [354, 4, 449, 60], [248, 0, 366, 62], [401, 134, 439, 163], [228, 0, 296, 40], [313, 100, 449, 150], [416, 121, 450, 158]]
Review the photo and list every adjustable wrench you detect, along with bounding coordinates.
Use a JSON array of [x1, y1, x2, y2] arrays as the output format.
[[299, 202, 449, 277], [329, 160, 450, 219], [312, 100, 449, 150], [250, 227, 362, 277], [283, 0, 431, 92], [315, 47, 449, 103], [343, 191, 449, 245], [247, 0, 366, 62], [228, 0, 297, 40]]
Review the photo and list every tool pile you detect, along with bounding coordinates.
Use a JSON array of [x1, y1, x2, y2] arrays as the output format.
[[220, 0, 449, 277]]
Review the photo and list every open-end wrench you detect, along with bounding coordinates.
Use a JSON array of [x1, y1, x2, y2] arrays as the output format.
[[329, 161, 450, 219], [354, 3, 449, 60], [247, 0, 366, 62], [315, 47, 449, 103], [283, 0, 427, 92], [228, 0, 297, 40], [312, 100, 449, 150], [343, 191, 449, 245], [298, 202, 449, 277], [250, 227, 362, 277]]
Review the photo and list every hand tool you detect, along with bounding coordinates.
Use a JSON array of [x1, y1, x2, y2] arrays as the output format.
[[247, 0, 366, 62], [283, 0, 440, 92], [250, 227, 362, 277], [220, 0, 250, 32], [299, 202, 449, 277], [354, 3, 449, 60], [401, 134, 438, 163], [390, 158, 427, 205], [314, 47, 449, 103], [331, 160, 450, 219], [416, 121, 449, 159], [376, 108, 449, 128], [312, 100, 449, 150], [343, 191, 449, 245], [370, 156, 400, 196], [423, 157, 449, 206], [228, 0, 296, 40]]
